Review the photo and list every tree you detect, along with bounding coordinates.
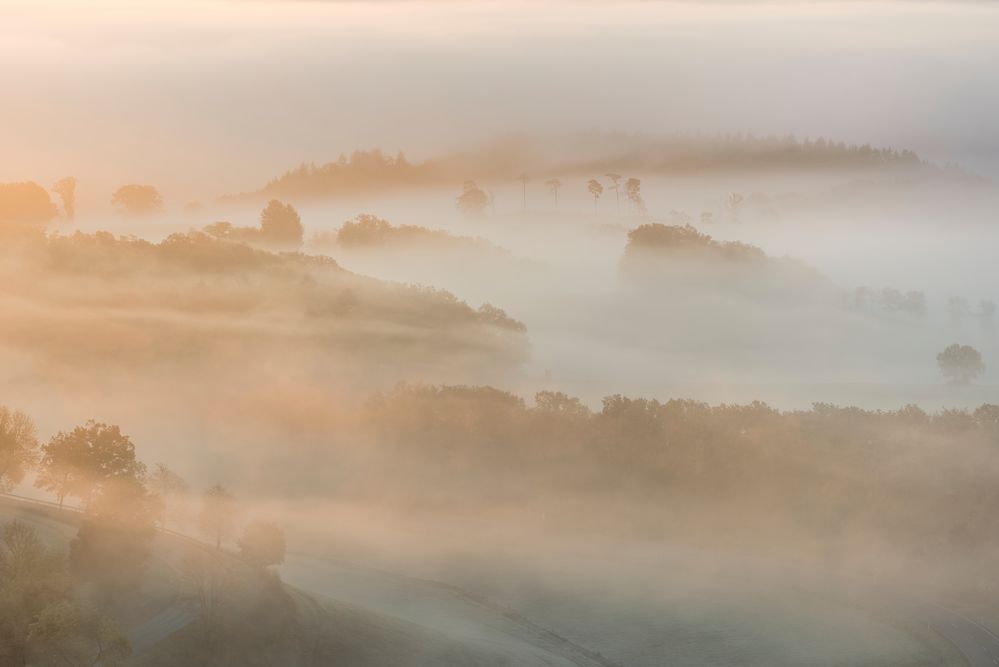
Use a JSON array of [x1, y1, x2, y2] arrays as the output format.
[[937, 344, 985, 385], [605, 173, 622, 214], [587, 179, 603, 212], [456, 181, 489, 218], [148, 463, 189, 529], [69, 475, 158, 605], [200, 485, 238, 550], [517, 173, 530, 213], [0, 521, 130, 666], [111, 184, 163, 216], [259, 199, 304, 249], [35, 421, 146, 509], [0, 181, 59, 225], [0, 407, 38, 494], [181, 550, 233, 650], [625, 177, 646, 216], [237, 520, 286, 568], [545, 179, 561, 210], [52, 177, 77, 221], [727, 192, 744, 223]]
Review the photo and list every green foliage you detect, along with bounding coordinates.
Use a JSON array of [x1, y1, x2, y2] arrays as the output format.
[[0, 521, 130, 666]]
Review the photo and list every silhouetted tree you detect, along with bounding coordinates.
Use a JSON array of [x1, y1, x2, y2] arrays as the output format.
[[456, 181, 489, 218], [111, 184, 163, 216], [70, 475, 158, 605], [937, 344, 985, 385], [518, 173, 530, 213], [200, 485, 238, 550], [181, 550, 233, 650], [259, 199, 304, 249], [605, 173, 622, 214], [52, 177, 77, 222], [149, 463, 189, 529], [625, 177, 646, 216], [0, 407, 38, 493], [587, 179, 603, 212], [35, 422, 146, 509], [545, 178, 562, 210], [0, 181, 59, 225], [237, 520, 286, 568], [727, 193, 744, 223]]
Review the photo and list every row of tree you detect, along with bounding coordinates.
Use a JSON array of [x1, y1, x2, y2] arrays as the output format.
[[852, 287, 997, 327], [0, 178, 165, 225], [456, 173, 647, 218]]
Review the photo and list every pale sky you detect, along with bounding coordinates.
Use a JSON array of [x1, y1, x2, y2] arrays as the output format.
[[2, 0, 998, 196]]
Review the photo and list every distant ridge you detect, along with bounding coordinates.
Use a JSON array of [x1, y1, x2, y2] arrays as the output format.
[[221, 132, 927, 203]]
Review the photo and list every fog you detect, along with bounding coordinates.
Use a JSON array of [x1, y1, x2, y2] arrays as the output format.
[[2, 2, 999, 666], [4, 0, 999, 197]]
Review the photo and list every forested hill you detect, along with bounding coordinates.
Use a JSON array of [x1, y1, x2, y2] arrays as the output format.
[[225, 133, 926, 202]]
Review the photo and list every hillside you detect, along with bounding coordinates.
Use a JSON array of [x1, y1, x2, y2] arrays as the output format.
[[0, 496, 612, 667], [0, 229, 528, 382], [225, 133, 929, 203]]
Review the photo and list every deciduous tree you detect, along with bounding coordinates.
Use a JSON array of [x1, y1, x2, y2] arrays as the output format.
[[34, 421, 146, 509], [0, 407, 38, 494], [937, 344, 985, 385], [111, 184, 163, 216]]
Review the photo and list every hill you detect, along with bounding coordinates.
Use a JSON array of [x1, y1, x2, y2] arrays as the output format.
[[225, 133, 929, 203]]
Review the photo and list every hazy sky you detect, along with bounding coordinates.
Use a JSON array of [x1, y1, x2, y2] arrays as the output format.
[[2, 0, 998, 196]]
